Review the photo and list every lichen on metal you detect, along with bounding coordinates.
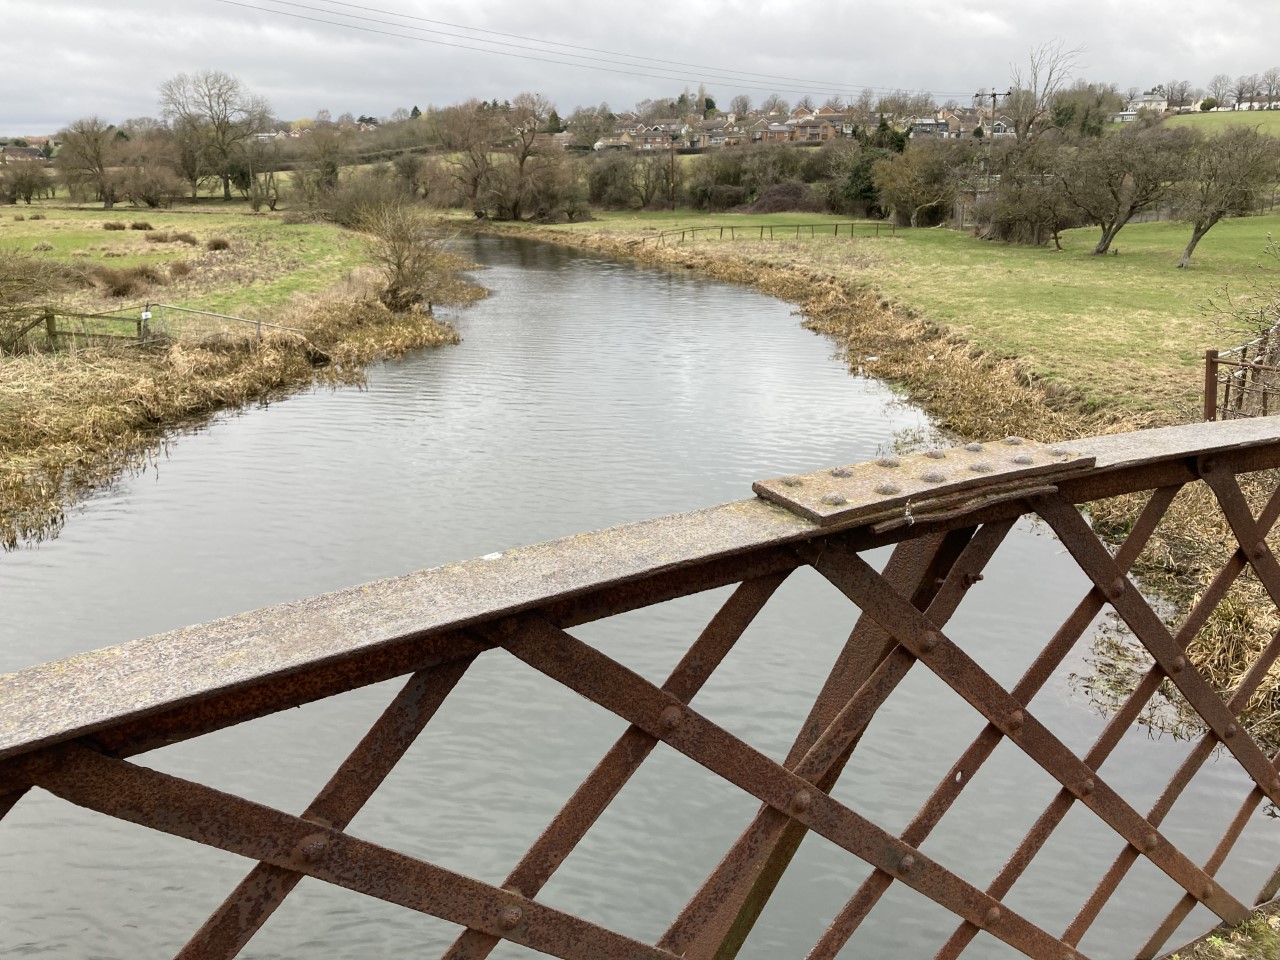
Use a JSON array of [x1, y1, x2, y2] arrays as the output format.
[[753, 439, 1096, 527]]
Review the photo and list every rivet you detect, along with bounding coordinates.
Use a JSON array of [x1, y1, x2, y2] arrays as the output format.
[[1202, 882, 1214, 901], [830, 467, 852, 478], [877, 456, 901, 468], [1106, 577, 1126, 600], [920, 631, 942, 653], [1224, 723, 1238, 739], [899, 853, 916, 873], [296, 834, 329, 864], [1011, 454, 1034, 465], [1251, 541, 1269, 560], [1170, 656, 1186, 674], [921, 471, 946, 483], [1080, 778, 1095, 796], [659, 706, 682, 732], [499, 905, 523, 930], [1143, 833, 1159, 853], [983, 906, 1002, 927], [926, 450, 947, 459], [1003, 436, 1024, 446], [1008, 710, 1026, 731], [969, 462, 993, 473], [791, 789, 812, 814], [874, 482, 902, 496], [965, 443, 984, 453], [821, 493, 848, 506], [780, 476, 803, 487], [1049, 447, 1070, 457]]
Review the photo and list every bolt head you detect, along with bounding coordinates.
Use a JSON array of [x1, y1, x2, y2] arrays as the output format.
[[1171, 656, 1186, 674], [1143, 833, 1159, 853], [1202, 882, 1214, 901], [1080, 778, 1095, 796], [899, 854, 916, 873], [920, 631, 941, 653], [1106, 577, 1126, 600], [1007, 710, 1026, 731], [1224, 723, 1238, 739], [1003, 436, 1024, 446], [821, 493, 848, 506], [874, 482, 902, 496], [1251, 541, 1269, 560], [659, 706, 682, 732], [499, 905, 523, 930], [921, 470, 946, 483], [983, 906, 1002, 927], [969, 462, 993, 473], [791, 789, 812, 814], [877, 456, 901, 468], [830, 467, 853, 478], [295, 834, 329, 864]]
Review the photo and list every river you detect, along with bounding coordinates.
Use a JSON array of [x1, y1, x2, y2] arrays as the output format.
[[1, 235, 1274, 958]]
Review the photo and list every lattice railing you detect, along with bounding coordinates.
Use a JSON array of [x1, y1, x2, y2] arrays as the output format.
[[5, 418, 1280, 959]]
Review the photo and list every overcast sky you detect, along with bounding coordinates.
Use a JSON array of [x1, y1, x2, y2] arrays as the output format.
[[3, 0, 1274, 134]]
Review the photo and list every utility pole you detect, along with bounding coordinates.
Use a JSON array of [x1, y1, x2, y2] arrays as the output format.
[[670, 133, 677, 211], [974, 88, 1011, 200]]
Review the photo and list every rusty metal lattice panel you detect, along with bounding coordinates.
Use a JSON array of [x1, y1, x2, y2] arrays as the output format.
[[4, 417, 1280, 960]]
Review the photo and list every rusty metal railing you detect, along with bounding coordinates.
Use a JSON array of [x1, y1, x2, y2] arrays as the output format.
[[6, 418, 1280, 959], [1204, 334, 1280, 421]]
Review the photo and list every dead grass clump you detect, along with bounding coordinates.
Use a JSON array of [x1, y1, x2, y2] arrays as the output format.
[[28, 214, 45, 221], [130, 221, 153, 231], [168, 260, 194, 279], [206, 237, 231, 251], [92, 264, 168, 298], [103, 221, 127, 231], [145, 231, 174, 243], [31, 241, 53, 252], [173, 232, 198, 246], [102, 251, 126, 258], [12, 214, 24, 222], [71, 250, 90, 258]]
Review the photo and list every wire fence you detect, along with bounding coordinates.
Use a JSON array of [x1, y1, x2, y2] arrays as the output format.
[[1204, 329, 1280, 420]]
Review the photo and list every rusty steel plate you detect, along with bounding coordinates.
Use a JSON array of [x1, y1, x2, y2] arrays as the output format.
[[753, 439, 1096, 527]]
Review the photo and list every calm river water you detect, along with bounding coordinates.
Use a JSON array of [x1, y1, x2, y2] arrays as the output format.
[[1, 235, 1275, 958]]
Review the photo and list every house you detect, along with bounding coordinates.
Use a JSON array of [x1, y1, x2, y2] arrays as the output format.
[[991, 115, 1015, 137], [1128, 92, 1168, 113], [909, 117, 947, 138], [942, 110, 982, 137], [593, 132, 633, 151], [631, 129, 674, 150], [792, 116, 839, 142], [0, 146, 45, 162]]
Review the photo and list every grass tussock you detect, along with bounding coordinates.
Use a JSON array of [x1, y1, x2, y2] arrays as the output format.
[[168, 260, 194, 279], [102, 221, 127, 231], [28, 214, 45, 221], [206, 237, 231, 251], [91, 264, 168, 299], [145, 230, 199, 246], [31, 242, 53, 252], [130, 221, 153, 231], [12, 214, 24, 222]]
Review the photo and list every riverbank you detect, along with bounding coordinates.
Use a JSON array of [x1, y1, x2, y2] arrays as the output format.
[[1, 206, 481, 548], [461, 214, 1280, 748]]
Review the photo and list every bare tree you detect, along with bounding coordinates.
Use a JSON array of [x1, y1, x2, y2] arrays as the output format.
[[359, 202, 454, 312], [1174, 128, 1280, 267], [729, 94, 752, 116], [430, 100, 504, 211], [1165, 80, 1193, 112], [822, 94, 847, 112], [158, 70, 271, 200], [1263, 68, 1280, 109], [1125, 86, 1140, 106], [57, 116, 121, 208], [490, 92, 552, 220], [1057, 125, 1194, 254], [759, 93, 789, 116], [1006, 40, 1081, 142], [1233, 74, 1260, 110], [795, 94, 816, 112], [1208, 73, 1234, 108]]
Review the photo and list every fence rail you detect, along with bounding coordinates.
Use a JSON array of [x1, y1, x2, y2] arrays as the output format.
[[1204, 331, 1280, 420], [635, 221, 896, 246], [5, 418, 1280, 959]]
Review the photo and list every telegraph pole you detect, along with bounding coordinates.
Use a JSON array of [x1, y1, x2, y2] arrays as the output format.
[[670, 133, 677, 211], [974, 88, 1011, 200]]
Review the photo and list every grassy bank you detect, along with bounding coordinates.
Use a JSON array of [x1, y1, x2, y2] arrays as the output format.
[[1, 202, 479, 548], [467, 210, 1280, 749]]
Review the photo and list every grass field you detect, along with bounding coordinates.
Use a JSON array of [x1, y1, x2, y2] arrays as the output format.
[[1165, 110, 1280, 135], [516, 209, 1280, 417], [0, 202, 365, 317]]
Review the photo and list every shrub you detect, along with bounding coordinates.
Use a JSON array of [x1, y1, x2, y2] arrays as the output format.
[[173, 232, 198, 246], [168, 260, 194, 278], [130, 221, 153, 231], [92, 264, 168, 298], [748, 181, 827, 214], [206, 237, 231, 251], [103, 221, 127, 231], [31, 241, 54, 252]]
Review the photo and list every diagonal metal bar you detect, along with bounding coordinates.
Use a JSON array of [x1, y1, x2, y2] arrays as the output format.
[[496, 614, 1087, 960], [806, 485, 1183, 960], [1199, 460, 1280, 611], [441, 571, 791, 960], [1030, 481, 1280, 951], [1137, 744, 1280, 960], [664, 524, 1007, 960], [1034, 494, 1280, 809], [24, 743, 680, 960], [175, 654, 475, 960], [814, 543, 1250, 927], [0, 787, 26, 822]]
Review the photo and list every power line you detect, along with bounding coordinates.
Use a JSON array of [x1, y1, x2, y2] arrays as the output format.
[[212, 0, 977, 101], [299, 0, 959, 96]]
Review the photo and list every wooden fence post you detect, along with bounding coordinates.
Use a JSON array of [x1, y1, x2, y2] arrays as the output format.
[[44, 312, 57, 349], [1204, 349, 1219, 421]]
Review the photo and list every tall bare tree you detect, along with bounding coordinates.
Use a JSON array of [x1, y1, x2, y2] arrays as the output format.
[[759, 93, 789, 116], [1165, 79, 1193, 112], [431, 100, 504, 211], [1006, 40, 1081, 142], [1208, 73, 1234, 109], [728, 94, 752, 117], [1233, 74, 1260, 110], [158, 70, 270, 200], [1174, 128, 1280, 267], [57, 116, 121, 208], [1262, 68, 1280, 109]]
